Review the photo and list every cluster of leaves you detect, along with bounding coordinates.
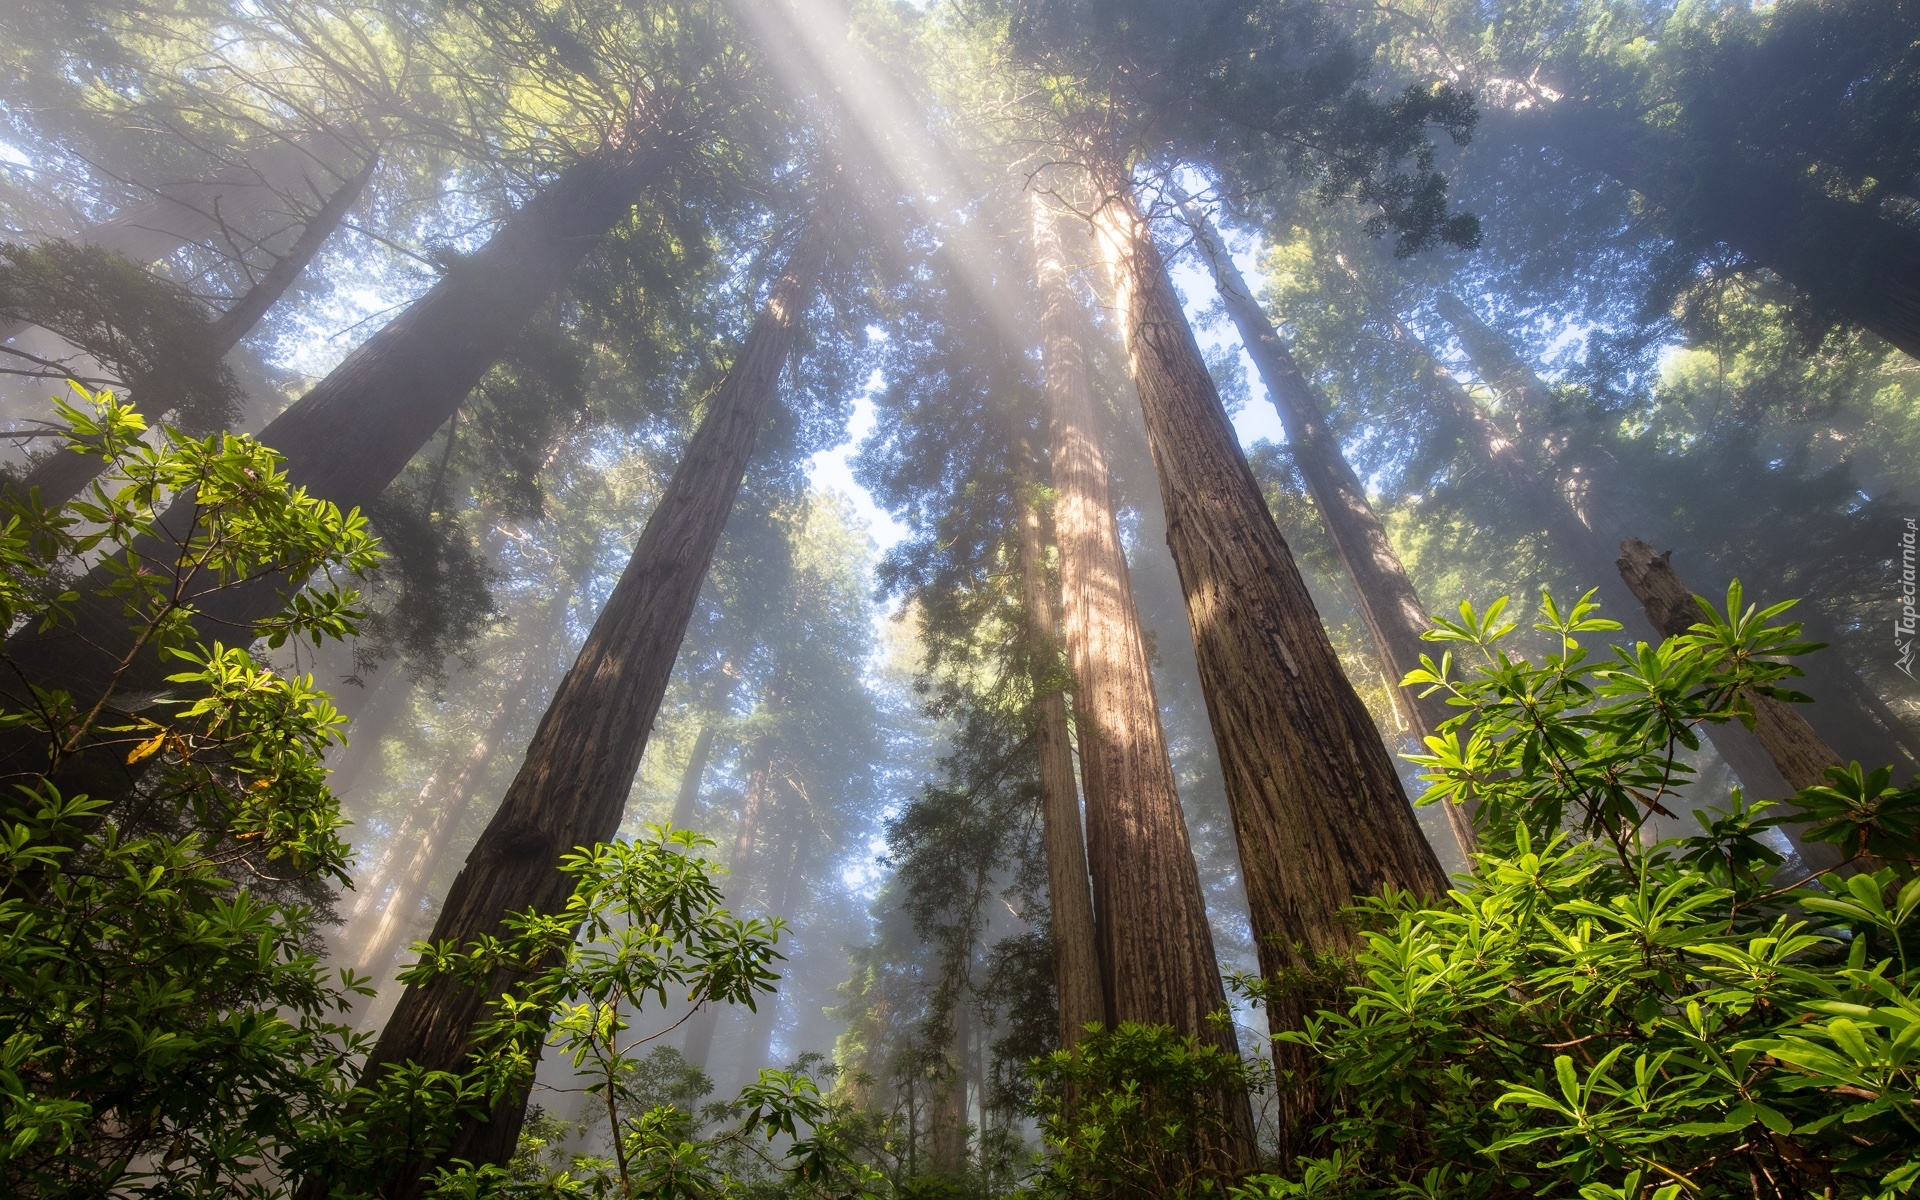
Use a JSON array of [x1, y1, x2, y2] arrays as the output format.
[[1025, 1022, 1254, 1200], [1235, 586, 1920, 1200], [0, 387, 378, 1195]]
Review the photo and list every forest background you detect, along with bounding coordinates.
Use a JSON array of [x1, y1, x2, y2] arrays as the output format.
[[0, 0, 1918, 1197]]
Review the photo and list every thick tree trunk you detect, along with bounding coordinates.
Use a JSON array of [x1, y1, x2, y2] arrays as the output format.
[[4, 131, 682, 797], [929, 999, 971, 1177], [1184, 202, 1471, 855], [20, 156, 381, 512], [1091, 179, 1446, 993], [1032, 195, 1254, 1167], [328, 228, 824, 1198], [1011, 438, 1105, 1048]]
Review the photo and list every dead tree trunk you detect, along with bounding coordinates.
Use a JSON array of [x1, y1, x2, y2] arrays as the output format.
[[1032, 194, 1254, 1167], [1183, 202, 1470, 855], [331, 226, 825, 1197], [1090, 178, 1446, 1002], [21, 155, 382, 512]]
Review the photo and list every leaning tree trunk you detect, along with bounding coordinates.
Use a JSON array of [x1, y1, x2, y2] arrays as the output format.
[[1525, 103, 1920, 363], [325, 227, 825, 1198], [1183, 201, 1471, 855], [1031, 194, 1254, 1166], [681, 733, 778, 1071], [3, 129, 683, 799], [21, 155, 381, 511], [1089, 178, 1446, 983], [1011, 433, 1105, 1048], [1435, 290, 1920, 783], [668, 661, 742, 830]]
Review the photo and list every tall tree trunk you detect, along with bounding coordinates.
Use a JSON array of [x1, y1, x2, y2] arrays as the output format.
[[325, 227, 825, 1198], [1525, 104, 1920, 362], [1183, 201, 1471, 855], [1009, 258, 1104, 1047], [1090, 175, 1445, 998], [669, 723, 721, 830], [4, 130, 685, 798], [1435, 290, 1920, 782], [1031, 195, 1254, 1166], [681, 735, 777, 1071], [929, 998, 971, 1177], [20, 155, 382, 512]]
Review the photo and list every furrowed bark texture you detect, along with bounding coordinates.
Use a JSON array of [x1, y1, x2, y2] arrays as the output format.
[[341, 229, 824, 1198], [1033, 195, 1253, 1166], [1617, 540, 1847, 871], [3, 133, 678, 782], [1092, 185, 1447, 993], [1184, 203, 1471, 855], [1011, 434, 1104, 1047], [22, 156, 381, 511]]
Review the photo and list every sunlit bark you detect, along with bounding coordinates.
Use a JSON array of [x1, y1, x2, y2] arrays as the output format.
[[1032, 194, 1254, 1165]]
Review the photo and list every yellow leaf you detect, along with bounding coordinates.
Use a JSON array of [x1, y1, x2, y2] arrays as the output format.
[[126, 732, 166, 764]]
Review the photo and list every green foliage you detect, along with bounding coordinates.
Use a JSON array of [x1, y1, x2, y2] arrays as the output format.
[[0, 386, 378, 1195], [1025, 1023, 1254, 1200], [1244, 587, 1920, 1199]]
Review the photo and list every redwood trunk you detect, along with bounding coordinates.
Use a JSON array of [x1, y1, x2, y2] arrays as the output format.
[[334, 228, 823, 1196], [1032, 195, 1253, 1165], [1184, 202, 1470, 855], [669, 722, 720, 830], [682, 736, 777, 1070], [4, 133, 680, 781], [22, 156, 381, 512], [1090, 184, 1446, 1014]]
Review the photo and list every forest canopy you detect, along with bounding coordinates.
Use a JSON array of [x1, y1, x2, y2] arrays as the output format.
[[0, 0, 1917, 1198]]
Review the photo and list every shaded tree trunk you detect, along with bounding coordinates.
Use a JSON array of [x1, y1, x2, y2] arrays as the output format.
[[928, 998, 971, 1177], [327, 227, 825, 1198], [669, 723, 721, 831], [1090, 179, 1446, 1014], [1183, 201, 1471, 855], [683, 734, 778, 1071], [1032, 195, 1254, 1166], [4, 130, 686, 797], [20, 155, 381, 511]]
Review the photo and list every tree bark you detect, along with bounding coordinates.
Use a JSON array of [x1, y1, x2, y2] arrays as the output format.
[[328, 226, 824, 1197], [1032, 194, 1254, 1167], [1183, 201, 1471, 855], [1091, 179, 1446, 1007], [681, 735, 777, 1071], [929, 998, 971, 1177], [4, 130, 684, 798], [20, 156, 381, 511], [669, 723, 720, 830], [1011, 433, 1105, 1048]]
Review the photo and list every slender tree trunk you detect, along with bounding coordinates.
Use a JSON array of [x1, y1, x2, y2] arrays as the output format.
[[327, 227, 825, 1198], [929, 999, 971, 1177], [346, 630, 559, 1002], [1184, 202, 1471, 855], [1031, 194, 1254, 1166], [683, 734, 777, 1072], [1090, 180, 1445, 1024], [19, 156, 382, 512], [1435, 290, 1920, 783], [1009, 426, 1103, 1041], [670, 724, 720, 830], [4, 130, 686, 797]]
